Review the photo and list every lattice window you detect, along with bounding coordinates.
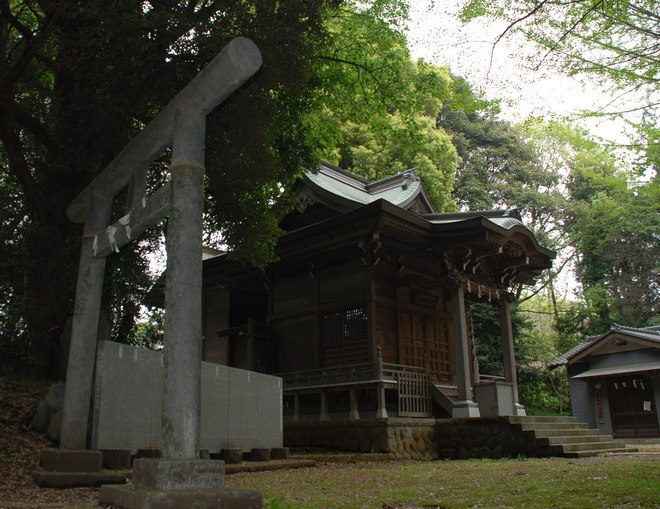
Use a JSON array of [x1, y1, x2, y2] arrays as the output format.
[[320, 305, 368, 367]]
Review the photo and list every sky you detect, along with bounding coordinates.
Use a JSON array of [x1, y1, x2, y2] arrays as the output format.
[[404, 1, 632, 145]]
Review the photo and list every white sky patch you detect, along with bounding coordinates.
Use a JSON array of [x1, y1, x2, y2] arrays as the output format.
[[405, 0, 636, 146]]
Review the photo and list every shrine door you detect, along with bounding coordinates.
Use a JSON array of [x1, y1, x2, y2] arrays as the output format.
[[399, 310, 452, 383]]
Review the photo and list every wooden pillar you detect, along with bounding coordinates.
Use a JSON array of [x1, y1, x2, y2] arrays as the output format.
[[292, 392, 300, 423], [376, 347, 388, 419], [246, 317, 255, 371], [450, 285, 480, 418], [348, 389, 360, 421], [500, 298, 525, 416], [319, 390, 329, 422]]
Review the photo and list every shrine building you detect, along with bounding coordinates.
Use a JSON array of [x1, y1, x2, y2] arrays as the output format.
[[201, 162, 555, 451]]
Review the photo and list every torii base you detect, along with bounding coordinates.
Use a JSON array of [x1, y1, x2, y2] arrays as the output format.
[[98, 458, 262, 509], [33, 449, 128, 488], [99, 485, 262, 509]]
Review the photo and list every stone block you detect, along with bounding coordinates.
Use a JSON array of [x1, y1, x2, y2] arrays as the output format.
[[40, 449, 102, 473], [134, 449, 162, 460], [215, 448, 243, 464], [31, 400, 50, 433], [47, 410, 62, 443], [99, 485, 262, 509], [133, 458, 225, 490], [270, 447, 290, 460], [45, 383, 65, 413], [101, 449, 132, 470], [247, 448, 271, 462], [32, 469, 127, 488]]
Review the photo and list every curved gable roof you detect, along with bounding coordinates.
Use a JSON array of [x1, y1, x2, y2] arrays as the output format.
[[300, 162, 435, 214]]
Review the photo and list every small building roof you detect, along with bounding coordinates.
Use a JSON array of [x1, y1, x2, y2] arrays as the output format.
[[549, 324, 660, 369], [572, 360, 660, 379]]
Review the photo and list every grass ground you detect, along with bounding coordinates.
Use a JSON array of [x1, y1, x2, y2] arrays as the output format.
[[1, 374, 658, 509], [227, 454, 660, 509]]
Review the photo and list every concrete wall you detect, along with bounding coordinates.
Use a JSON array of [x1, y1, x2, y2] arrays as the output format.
[[91, 340, 282, 453], [567, 364, 596, 429]]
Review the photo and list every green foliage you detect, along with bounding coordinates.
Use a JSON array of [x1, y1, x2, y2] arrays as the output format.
[[129, 308, 165, 350], [469, 299, 571, 414], [308, 5, 460, 211], [514, 296, 577, 414], [335, 112, 459, 211], [0, 0, 345, 375], [567, 158, 659, 328]]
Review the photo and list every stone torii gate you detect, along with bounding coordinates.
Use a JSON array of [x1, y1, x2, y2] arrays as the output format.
[[45, 37, 263, 507]]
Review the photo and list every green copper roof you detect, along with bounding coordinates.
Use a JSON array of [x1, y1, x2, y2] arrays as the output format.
[[303, 162, 433, 212]]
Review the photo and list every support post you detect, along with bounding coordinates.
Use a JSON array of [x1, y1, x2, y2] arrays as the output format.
[[348, 389, 360, 421], [247, 317, 255, 371], [450, 285, 480, 418], [319, 390, 329, 422], [500, 297, 525, 416], [292, 392, 300, 423], [376, 347, 388, 419], [60, 196, 112, 450]]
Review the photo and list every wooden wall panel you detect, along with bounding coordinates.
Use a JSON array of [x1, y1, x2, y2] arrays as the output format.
[[272, 274, 316, 315], [203, 286, 230, 365], [271, 315, 318, 373], [374, 303, 398, 363], [319, 262, 367, 304]]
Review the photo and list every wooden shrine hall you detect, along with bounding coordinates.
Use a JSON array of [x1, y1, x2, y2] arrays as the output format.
[[202, 162, 555, 429]]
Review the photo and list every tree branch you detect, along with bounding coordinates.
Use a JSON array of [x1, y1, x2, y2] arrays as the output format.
[[487, 0, 549, 77], [533, 0, 604, 71], [0, 120, 41, 215]]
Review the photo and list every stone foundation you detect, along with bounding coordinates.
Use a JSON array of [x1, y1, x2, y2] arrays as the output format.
[[285, 419, 439, 460], [285, 417, 541, 460], [433, 417, 537, 459]]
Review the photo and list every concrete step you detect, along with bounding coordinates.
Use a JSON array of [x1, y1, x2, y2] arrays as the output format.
[[519, 422, 588, 431], [430, 385, 458, 415], [508, 416, 578, 424], [552, 441, 621, 453], [563, 448, 632, 458], [537, 434, 612, 446], [432, 385, 458, 397], [508, 415, 632, 458], [530, 428, 601, 439]]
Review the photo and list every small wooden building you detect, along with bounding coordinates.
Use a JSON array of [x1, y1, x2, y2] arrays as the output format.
[[550, 325, 660, 439], [202, 162, 554, 423]]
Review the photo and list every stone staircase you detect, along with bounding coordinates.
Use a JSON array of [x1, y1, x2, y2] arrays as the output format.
[[508, 415, 634, 458], [430, 384, 458, 416]]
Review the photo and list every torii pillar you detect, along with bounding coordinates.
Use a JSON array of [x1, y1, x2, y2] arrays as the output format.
[[35, 38, 264, 508]]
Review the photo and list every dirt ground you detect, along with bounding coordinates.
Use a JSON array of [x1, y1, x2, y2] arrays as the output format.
[[1, 375, 658, 509]]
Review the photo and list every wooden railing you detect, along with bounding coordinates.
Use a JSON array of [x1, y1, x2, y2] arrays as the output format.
[[278, 362, 383, 390], [478, 373, 506, 383], [279, 358, 434, 418], [383, 363, 432, 417]]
